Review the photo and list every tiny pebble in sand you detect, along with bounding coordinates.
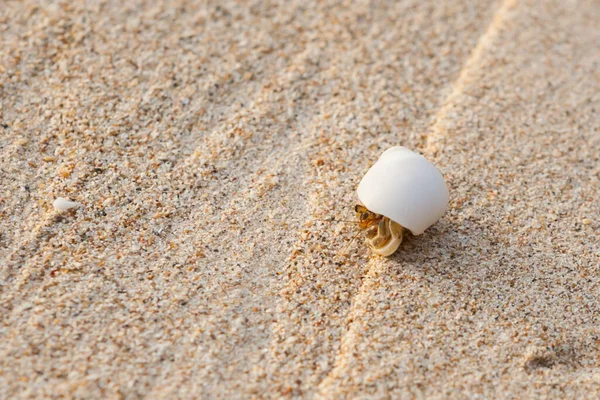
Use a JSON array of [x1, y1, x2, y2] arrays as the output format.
[[53, 197, 79, 211]]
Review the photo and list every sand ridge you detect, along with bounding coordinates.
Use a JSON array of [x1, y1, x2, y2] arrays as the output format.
[[1, 0, 599, 398]]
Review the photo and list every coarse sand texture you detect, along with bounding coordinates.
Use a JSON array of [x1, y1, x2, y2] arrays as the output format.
[[1, 0, 599, 398]]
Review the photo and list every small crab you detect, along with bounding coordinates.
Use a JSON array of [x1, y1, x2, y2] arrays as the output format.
[[355, 204, 403, 256], [354, 146, 449, 256]]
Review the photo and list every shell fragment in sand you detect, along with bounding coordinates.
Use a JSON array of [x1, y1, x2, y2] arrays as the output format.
[[53, 197, 79, 211]]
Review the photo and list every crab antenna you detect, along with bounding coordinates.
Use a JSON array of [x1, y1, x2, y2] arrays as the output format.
[[339, 229, 362, 256], [312, 218, 357, 224]]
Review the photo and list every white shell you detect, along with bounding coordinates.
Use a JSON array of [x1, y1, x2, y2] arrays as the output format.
[[53, 197, 79, 211], [357, 146, 449, 235]]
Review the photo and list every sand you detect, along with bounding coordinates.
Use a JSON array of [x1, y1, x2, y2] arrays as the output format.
[[1, 0, 599, 398]]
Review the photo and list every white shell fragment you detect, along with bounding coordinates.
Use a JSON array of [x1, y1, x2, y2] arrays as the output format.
[[357, 146, 449, 235], [53, 197, 79, 211]]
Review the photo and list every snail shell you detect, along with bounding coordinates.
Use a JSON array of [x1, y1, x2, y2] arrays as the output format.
[[357, 146, 449, 236]]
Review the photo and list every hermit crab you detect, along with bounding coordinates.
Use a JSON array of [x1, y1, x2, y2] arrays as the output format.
[[355, 146, 449, 256]]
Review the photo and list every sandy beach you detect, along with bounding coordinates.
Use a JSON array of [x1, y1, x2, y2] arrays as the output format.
[[1, 0, 599, 398]]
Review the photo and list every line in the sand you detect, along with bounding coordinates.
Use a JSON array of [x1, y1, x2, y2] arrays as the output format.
[[425, 0, 518, 152], [314, 0, 519, 395], [314, 256, 384, 393], [2, 212, 64, 293]]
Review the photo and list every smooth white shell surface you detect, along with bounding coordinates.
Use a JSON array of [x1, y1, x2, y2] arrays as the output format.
[[53, 197, 79, 211], [357, 146, 449, 235]]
